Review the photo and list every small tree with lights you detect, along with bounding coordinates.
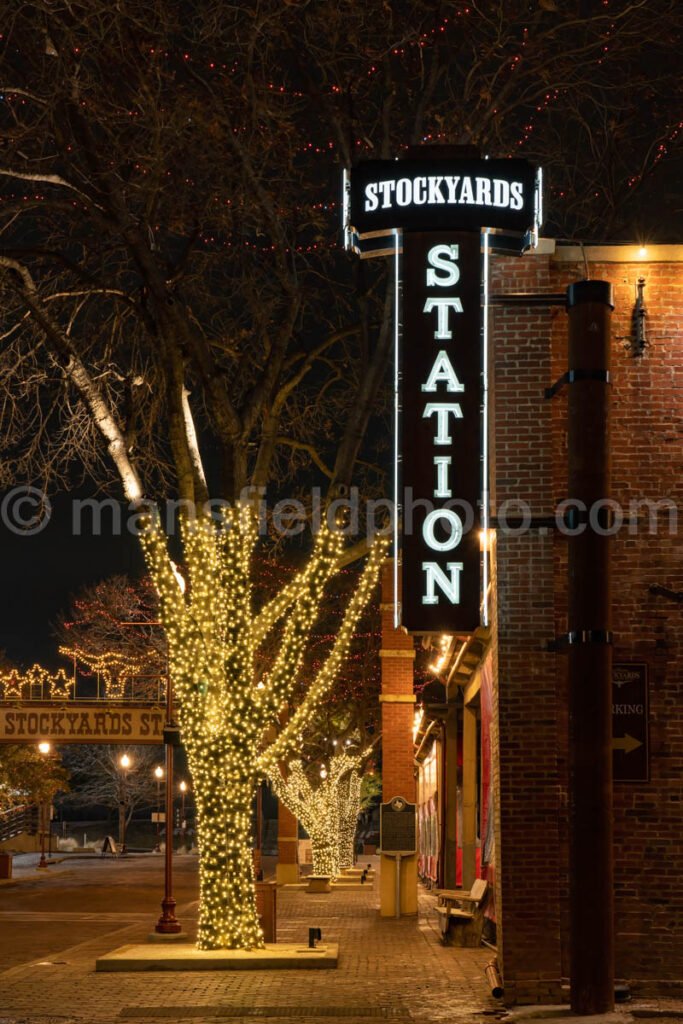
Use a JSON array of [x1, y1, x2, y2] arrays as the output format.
[[271, 740, 378, 878], [271, 749, 364, 878]]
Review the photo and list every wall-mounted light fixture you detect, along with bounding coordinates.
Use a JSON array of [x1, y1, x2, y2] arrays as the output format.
[[631, 277, 647, 357]]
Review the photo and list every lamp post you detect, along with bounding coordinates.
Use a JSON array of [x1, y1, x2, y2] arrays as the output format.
[[154, 663, 182, 934], [120, 579, 184, 934], [154, 765, 164, 850], [37, 742, 51, 869], [118, 753, 132, 855]]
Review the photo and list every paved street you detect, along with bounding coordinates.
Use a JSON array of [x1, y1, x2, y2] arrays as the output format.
[[1, 855, 681, 1024]]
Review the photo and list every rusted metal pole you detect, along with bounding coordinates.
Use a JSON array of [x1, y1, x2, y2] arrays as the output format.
[[566, 280, 614, 1014], [155, 674, 181, 934], [442, 711, 458, 890]]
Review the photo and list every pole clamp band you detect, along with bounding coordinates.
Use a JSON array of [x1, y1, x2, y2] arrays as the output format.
[[544, 369, 610, 400], [548, 629, 613, 651]]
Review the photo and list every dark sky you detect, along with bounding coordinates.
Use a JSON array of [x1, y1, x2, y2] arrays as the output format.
[[1, 491, 144, 668]]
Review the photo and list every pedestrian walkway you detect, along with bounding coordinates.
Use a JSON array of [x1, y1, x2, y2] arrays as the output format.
[[0, 854, 497, 1024], [1, 855, 681, 1024]]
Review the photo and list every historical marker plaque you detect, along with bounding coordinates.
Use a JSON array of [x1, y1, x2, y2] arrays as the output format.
[[380, 796, 417, 854], [612, 663, 649, 783]]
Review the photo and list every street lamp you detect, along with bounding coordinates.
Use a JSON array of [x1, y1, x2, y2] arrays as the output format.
[[118, 753, 132, 855], [37, 742, 51, 869], [154, 765, 164, 850]]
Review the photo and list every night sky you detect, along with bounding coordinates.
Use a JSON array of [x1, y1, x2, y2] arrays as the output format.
[[1, 491, 143, 668]]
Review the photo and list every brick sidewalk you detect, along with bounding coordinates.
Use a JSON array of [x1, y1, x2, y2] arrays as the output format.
[[3, 857, 680, 1024], [0, 858, 498, 1024]]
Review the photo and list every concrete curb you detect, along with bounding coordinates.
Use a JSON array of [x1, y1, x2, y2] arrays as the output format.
[[503, 1008, 629, 1023], [95, 941, 340, 972]]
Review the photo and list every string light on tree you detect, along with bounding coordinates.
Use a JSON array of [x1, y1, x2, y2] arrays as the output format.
[[271, 747, 371, 878], [139, 502, 386, 949]]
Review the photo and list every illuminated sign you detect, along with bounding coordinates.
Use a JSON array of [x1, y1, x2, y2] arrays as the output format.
[[0, 705, 165, 744], [401, 232, 482, 632], [344, 153, 541, 633], [348, 157, 539, 242]]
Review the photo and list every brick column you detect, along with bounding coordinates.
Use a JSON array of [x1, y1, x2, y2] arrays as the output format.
[[276, 798, 299, 885], [380, 560, 417, 916]]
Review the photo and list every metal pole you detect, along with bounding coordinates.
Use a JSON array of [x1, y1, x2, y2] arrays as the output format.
[[155, 672, 181, 934], [120, 766, 128, 855], [443, 707, 458, 890], [566, 280, 614, 1014], [255, 781, 263, 881], [395, 853, 402, 919], [38, 804, 48, 869], [181, 787, 187, 848], [156, 777, 161, 848]]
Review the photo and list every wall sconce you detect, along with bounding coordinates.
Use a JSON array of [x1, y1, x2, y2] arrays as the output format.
[[631, 277, 647, 357]]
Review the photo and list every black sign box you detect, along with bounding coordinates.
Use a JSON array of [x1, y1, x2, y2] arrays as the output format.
[[380, 798, 417, 854], [612, 663, 649, 783], [349, 157, 538, 237], [401, 231, 482, 633]]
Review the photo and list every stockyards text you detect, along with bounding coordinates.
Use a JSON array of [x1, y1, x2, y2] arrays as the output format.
[[0, 706, 165, 744]]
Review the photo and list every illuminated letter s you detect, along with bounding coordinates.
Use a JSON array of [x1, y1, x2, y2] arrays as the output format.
[[426, 244, 460, 287], [364, 183, 379, 212], [510, 181, 524, 210]]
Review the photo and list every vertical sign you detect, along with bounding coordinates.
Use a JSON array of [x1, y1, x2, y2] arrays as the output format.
[[401, 231, 482, 632]]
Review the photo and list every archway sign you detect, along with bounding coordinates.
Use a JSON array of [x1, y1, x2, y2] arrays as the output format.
[[0, 704, 165, 744], [343, 152, 542, 633]]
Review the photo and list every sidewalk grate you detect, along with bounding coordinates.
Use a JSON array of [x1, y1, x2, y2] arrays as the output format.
[[120, 1008, 406, 1019]]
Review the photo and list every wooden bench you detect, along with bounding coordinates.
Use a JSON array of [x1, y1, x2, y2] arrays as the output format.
[[435, 878, 488, 947]]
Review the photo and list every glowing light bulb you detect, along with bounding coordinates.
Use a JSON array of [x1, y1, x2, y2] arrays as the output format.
[[638, 246, 648, 258], [38, 741, 51, 754], [120, 754, 131, 769], [154, 765, 164, 779]]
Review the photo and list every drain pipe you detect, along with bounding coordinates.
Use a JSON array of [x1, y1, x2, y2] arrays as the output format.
[[484, 959, 504, 999], [565, 280, 615, 1015]]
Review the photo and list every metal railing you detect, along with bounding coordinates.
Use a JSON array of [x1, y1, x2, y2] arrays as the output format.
[[0, 804, 37, 843]]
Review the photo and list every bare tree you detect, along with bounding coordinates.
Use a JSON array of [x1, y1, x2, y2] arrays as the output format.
[[0, 3, 680, 497], [58, 744, 162, 848]]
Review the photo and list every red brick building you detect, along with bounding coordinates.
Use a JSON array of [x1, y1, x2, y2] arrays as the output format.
[[408, 242, 682, 1003]]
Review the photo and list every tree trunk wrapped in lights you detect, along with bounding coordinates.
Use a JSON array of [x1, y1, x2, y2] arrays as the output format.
[[271, 750, 367, 879], [337, 768, 363, 871], [141, 504, 386, 949]]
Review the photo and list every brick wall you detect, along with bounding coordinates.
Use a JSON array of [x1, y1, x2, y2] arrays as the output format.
[[380, 563, 416, 802], [491, 253, 564, 1004], [491, 250, 683, 1001]]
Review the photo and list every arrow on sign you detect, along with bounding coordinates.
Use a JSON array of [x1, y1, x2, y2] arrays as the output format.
[[612, 733, 642, 754]]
